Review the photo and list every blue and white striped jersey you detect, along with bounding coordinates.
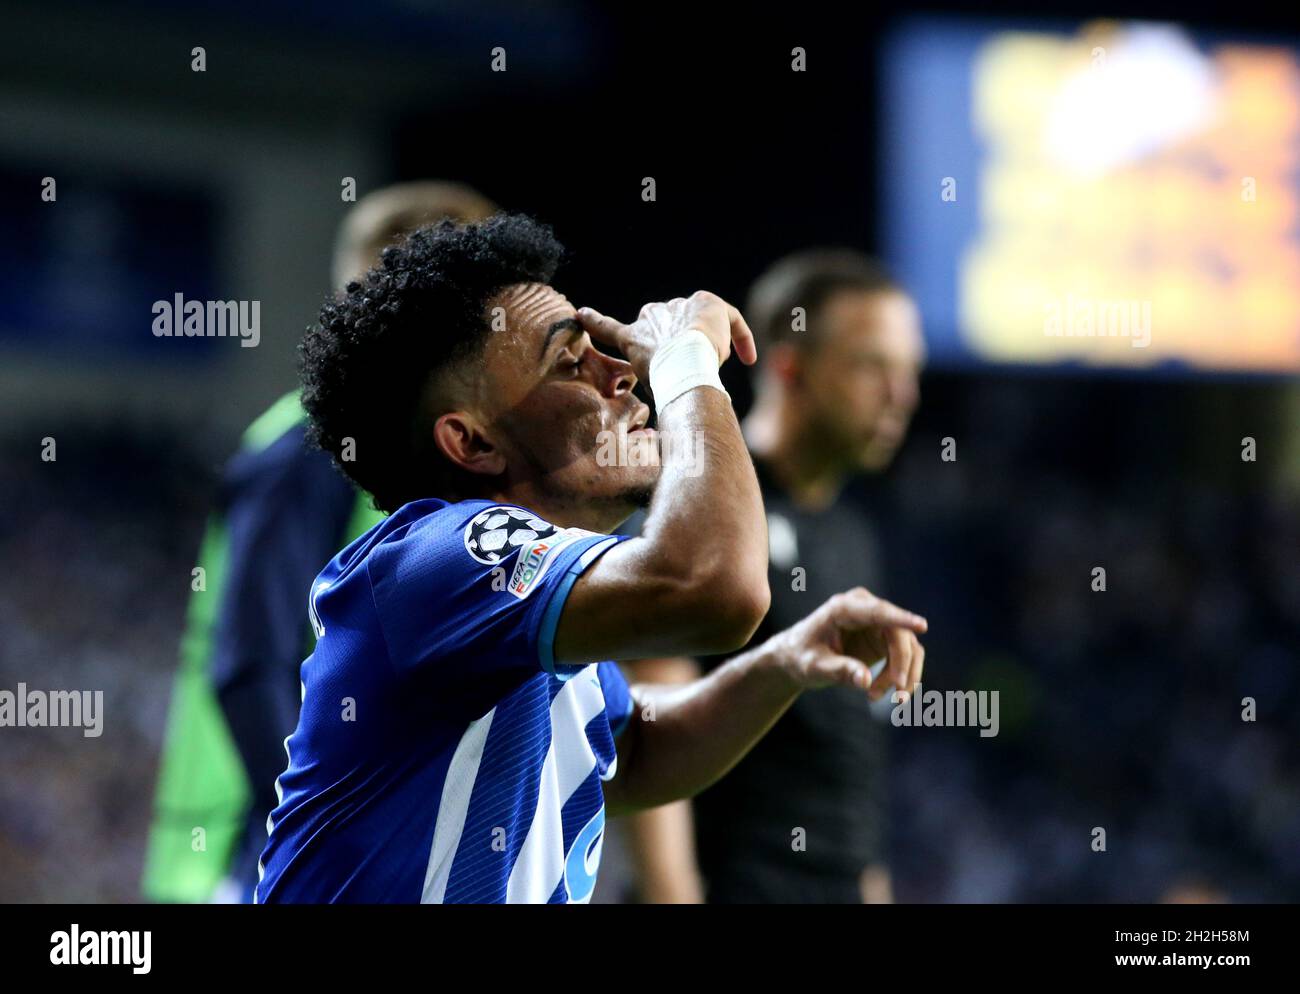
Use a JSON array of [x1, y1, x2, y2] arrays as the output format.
[[254, 498, 634, 903]]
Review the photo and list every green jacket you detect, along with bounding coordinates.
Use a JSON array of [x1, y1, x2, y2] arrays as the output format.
[[141, 392, 382, 901]]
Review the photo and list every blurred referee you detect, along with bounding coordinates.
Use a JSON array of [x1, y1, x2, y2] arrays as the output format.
[[142, 181, 496, 903], [649, 250, 925, 903]]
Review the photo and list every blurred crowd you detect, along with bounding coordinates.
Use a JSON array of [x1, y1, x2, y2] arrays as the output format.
[[0, 421, 215, 901], [878, 375, 1300, 902]]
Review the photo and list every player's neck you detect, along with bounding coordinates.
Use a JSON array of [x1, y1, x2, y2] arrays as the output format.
[[477, 481, 627, 535]]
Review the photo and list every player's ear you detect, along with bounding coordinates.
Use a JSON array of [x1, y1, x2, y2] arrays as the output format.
[[433, 412, 506, 476], [768, 341, 803, 388]]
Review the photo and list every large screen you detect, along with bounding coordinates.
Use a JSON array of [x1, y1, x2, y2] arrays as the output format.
[[880, 18, 1300, 375]]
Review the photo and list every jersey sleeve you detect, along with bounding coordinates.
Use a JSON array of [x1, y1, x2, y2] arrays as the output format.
[[368, 504, 629, 684], [596, 661, 635, 738]]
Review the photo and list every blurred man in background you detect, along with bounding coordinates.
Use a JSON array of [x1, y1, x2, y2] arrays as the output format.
[[142, 181, 497, 903], [634, 250, 926, 903]]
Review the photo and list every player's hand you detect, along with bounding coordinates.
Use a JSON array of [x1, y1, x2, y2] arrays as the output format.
[[575, 291, 757, 383], [769, 587, 928, 701]]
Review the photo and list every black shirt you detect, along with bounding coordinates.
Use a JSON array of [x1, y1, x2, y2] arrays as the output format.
[[694, 457, 891, 884]]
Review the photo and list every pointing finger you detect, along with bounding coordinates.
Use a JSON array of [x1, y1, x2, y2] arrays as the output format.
[[575, 306, 627, 348]]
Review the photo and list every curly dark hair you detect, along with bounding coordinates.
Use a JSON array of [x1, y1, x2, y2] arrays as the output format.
[[300, 212, 564, 512]]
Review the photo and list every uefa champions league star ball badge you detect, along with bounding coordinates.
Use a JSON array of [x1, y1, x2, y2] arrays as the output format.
[[463, 506, 560, 565]]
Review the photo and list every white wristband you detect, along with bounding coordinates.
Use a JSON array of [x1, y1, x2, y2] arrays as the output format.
[[647, 329, 730, 415]]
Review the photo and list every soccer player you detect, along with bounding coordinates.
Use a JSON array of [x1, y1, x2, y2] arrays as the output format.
[[254, 215, 927, 903], [142, 181, 496, 904]]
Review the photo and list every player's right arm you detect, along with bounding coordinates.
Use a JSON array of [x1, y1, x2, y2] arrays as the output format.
[[553, 292, 770, 665]]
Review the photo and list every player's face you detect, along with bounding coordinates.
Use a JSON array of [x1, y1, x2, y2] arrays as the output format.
[[479, 283, 658, 518], [801, 289, 925, 471]]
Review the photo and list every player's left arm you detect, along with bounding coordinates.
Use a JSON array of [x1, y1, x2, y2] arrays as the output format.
[[603, 587, 927, 815]]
